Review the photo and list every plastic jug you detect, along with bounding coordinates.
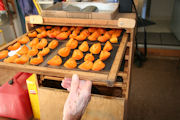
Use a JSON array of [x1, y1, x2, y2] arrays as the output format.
[[0, 72, 33, 120]]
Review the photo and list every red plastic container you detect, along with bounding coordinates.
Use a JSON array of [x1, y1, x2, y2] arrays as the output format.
[[0, 72, 33, 120]]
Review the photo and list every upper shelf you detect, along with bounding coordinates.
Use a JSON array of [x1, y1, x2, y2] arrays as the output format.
[[25, 13, 136, 29]]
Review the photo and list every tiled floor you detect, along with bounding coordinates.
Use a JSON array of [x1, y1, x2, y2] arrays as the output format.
[[138, 20, 171, 33], [137, 32, 180, 46]]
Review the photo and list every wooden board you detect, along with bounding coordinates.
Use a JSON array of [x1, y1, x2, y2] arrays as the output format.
[[0, 28, 129, 86], [38, 87, 125, 120], [25, 13, 136, 29], [107, 33, 128, 86], [41, 75, 126, 88]]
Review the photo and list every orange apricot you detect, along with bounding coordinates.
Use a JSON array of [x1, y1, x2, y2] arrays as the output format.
[[18, 36, 29, 44], [8, 42, 21, 51], [15, 55, 29, 64], [48, 40, 58, 49], [88, 27, 96, 33], [0, 50, 8, 59], [46, 26, 52, 29], [84, 53, 94, 62], [97, 32, 111, 43], [99, 50, 111, 61], [69, 26, 75, 31], [92, 59, 105, 71], [36, 39, 48, 49], [64, 58, 77, 69], [61, 26, 69, 32], [47, 55, 62, 66], [3, 54, 18, 63], [81, 29, 90, 37], [103, 41, 113, 51], [37, 31, 47, 38], [97, 28, 106, 34], [66, 38, 78, 49], [38, 47, 50, 56], [28, 31, 37, 38], [78, 41, 89, 52], [56, 32, 69, 40], [78, 61, 93, 71], [36, 26, 45, 33], [75, 34, 86, 41], [58, 47, 71, 57], [72, 49, 84, 60], [28, 47, 38, 57], [29, 38, 39, 47], [48, 30, 61, 38], [17, 45, 29, 55], [88, 31, 100, 41], [90, 43, 101, 54], [30, 55, 44, 65]]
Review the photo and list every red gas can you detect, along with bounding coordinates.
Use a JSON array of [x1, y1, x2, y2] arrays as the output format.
[[0, 72, 33, 120]]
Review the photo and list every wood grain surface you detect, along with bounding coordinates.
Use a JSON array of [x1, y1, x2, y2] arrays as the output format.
[[39, 87, 125, 120]]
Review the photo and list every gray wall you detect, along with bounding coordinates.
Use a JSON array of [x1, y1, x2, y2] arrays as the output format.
[[150, 0, 175, 20]]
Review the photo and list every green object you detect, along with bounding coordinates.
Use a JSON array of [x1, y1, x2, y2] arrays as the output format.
[[8, 79, 14, 85], [81, 6, 98, 12], [64, 5, 81, 12]]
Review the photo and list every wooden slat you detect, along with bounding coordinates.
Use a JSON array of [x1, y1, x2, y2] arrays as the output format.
[[43, 76, 125, 88], [39, 87, 125, 120], [124, 28, 135, 100], [118, 18, 136, 29], [127, 42, 132, 47], [25, 13, 136, 29], [125, 55, 129, 60], [117, 72, 128, 79], [0, 62, 108, 83], [107, 33, 128, 86], [124, 67, 128, 72]]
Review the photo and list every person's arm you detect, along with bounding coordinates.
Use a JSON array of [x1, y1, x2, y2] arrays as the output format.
[[61, 74, 92, 120]]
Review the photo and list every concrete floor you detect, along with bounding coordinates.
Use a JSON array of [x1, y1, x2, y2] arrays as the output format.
[[0, 57, 180, 120], [128, 57, 180, 120]]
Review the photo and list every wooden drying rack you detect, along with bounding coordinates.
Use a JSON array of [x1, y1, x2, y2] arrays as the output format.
[[0, 13, 136, 99], [0, 31, 128, 85], [24, 13, 136, 120], [24, 13, 136, 100], [0, 13, 136, 97]]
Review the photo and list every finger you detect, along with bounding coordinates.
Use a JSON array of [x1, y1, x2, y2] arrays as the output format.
[[64, 77, 72, 82], [61, 81, 71, 89], [67, 87, 70, 92], [61, 80, 67, 89], [83, 80, 92, 92], [70, 74, 80, 93], [61, 77, 72, 87]]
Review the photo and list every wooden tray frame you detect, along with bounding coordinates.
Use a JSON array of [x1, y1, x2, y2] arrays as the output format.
[[0, 29, 129, 87]]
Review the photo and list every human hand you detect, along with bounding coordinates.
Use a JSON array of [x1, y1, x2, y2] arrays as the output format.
[[61, 74, 92, 120]]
